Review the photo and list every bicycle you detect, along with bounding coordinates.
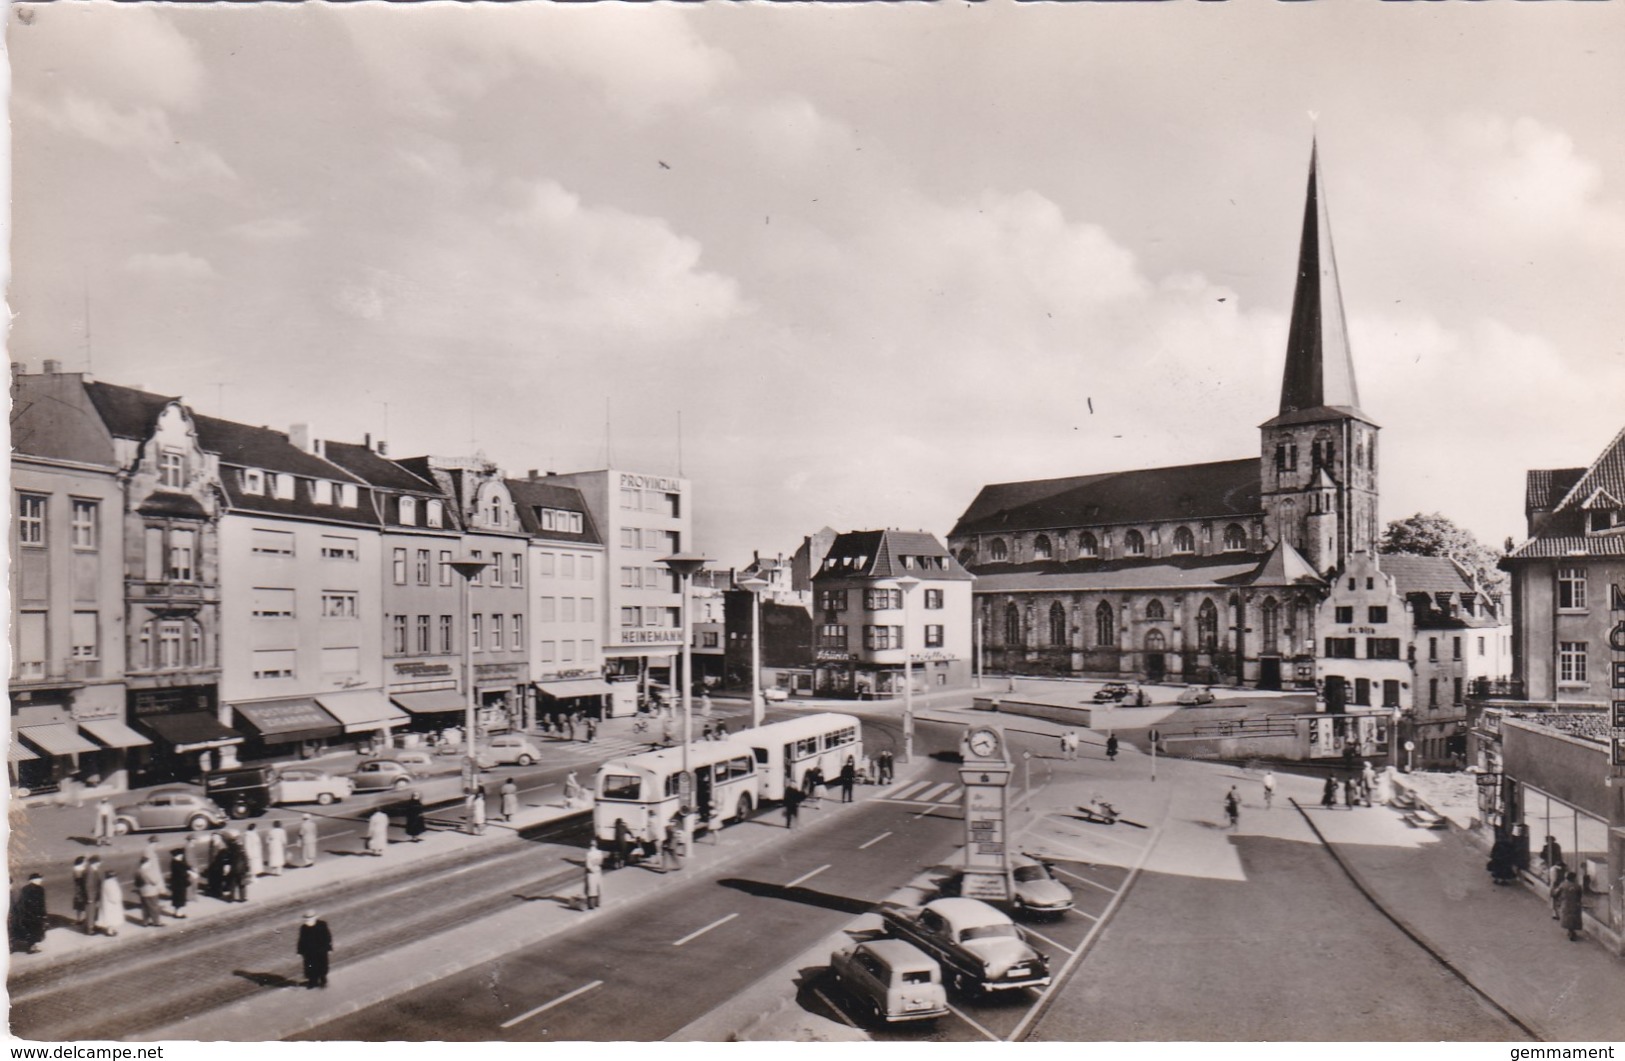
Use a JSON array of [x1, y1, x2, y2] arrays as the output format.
[[632, 717, 651, 735]]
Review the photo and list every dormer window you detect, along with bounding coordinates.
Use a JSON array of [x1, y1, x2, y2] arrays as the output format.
[[426, 500, 443, 528], [158, 450, 186, 489], [313, 480, 334, 505], [339, 483, 358, 508], [241, 469, 264, 495], [488, 495, 504, 526], [399, 497, 417, 525], [273, 475, 296, 501], [1222, 524, 1246, 552]]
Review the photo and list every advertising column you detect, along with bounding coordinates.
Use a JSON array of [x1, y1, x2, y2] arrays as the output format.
[[958, 723, 1013, 902]]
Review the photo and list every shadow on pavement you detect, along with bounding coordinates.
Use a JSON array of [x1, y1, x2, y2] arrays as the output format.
[[233, 969, 301, 989], [717, 878, 876, 917]]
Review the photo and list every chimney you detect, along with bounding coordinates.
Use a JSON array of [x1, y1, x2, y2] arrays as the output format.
[[289, 423, 313, 453], [363, 432, 372, 450], [11, 362, 25, 382], [528, 469, 539, 479], [377, 440, 388, 456], [313, 439, 326, 458], [42, 359, 62, 374]]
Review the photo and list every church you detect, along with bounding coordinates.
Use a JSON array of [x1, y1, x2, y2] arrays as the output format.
[[947, 145, 1378, 691]]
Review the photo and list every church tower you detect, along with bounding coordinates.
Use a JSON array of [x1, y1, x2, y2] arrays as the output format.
[[1260, 142, 1380, 575]]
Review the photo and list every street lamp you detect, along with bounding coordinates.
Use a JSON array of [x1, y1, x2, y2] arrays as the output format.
[[449, 556, 491, 793], [896, 574, 921, 764], [659, 553, 709, 804], [739, 574, 769, 729]]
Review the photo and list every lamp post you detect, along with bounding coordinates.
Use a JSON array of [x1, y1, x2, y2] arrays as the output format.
[[739, 574, 769, 729], [659, 553, 709, 803], [896, 574, 921, 764], [449, 556, 492, 793]]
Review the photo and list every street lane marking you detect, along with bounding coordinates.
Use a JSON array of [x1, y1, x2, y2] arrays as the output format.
[[673, 912, 739, 946], [887, 780, 932, 801], [1022, 925, 1073, 955], [858, 831, 893, 850], [947, 1003, 1001, 1042], [1067, 907, 1100, 922], [814, 987, 858, 1028], [786, 864, 830, 888], [939, 787, 963, 804], [916, 782, 954, 802], [499, 979, 603, 1029], [1053, 867, 1118, 895]]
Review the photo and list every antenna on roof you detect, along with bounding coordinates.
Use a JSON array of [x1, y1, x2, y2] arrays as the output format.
[[605, 396, 613, 468], [677, 409, 684, 477]]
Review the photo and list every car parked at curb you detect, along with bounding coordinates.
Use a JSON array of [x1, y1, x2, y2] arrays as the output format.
[[762, 687, 790, 703], [112, 788, 229, 834], [880, 897, 1051, 996], [1177, 686, 1216, 705], [483, 734, 543, 767], [828, 939, 949, 1025], [347, 759, 417, 792], [274, 767, 355, 806], [1092, 682, 1132, 703], [937, 854, 1075, 918]]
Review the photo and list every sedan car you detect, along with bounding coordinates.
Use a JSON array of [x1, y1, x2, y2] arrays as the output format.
[[880, 897, 1051, 996], [828, 939, 949, 1025], [483, 734, 542, 766], [274, 767, 355, 806], [347, 759, 417, 792], [1177, 686, 1216, 705], [938, 854, 1075, 918], [1092, 682, 1132, 703], [762, 687, 790, 703], [113, 788, 228, 834]]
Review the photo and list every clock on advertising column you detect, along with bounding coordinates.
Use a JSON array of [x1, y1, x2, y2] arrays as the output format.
[[958, 723, 1013, 902]]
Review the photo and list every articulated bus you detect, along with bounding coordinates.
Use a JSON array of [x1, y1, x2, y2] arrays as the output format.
[[592, 713, 862, 841]]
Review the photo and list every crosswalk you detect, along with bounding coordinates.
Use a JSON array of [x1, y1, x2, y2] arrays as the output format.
[[876, 777, 965, 810]]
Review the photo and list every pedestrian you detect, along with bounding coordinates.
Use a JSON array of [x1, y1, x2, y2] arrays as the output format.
[[1487, 832, 1518, 885], [1262, 770, 1276, 809], [699, 693, 713, 717], [14, 873, 48, 953], [404, 792, 427, 842], [1321, 776, 1337, 809], [1361, 760, 1376, 798], [583, 841, 604, 910], [266, 820, 288, 876], [137, 847, 165, 927], [224, 830, 250, 902], [1554, 871, 1584, 942], [661, 818, 682, 873], [840, 756, 856, 803], [641, 809, 661, 864], [784, 786, 802, 830], [93, 797, 115, 847], [585, 718, 597, 743], [204, 835, 228, 899], [1106, 735, 1119, 762], [97, 868, 124, 936], [298, 814, 320, 868], [1541, 835, 1564, 879], [566, 715, 577, 742], [1551, 859, 1570, 919], [500, 778, 519, 822], [471, 789, 488, 835], [1224, 786, 1240, 829], [1344, 776, 1359, 809], [716, 720, 728, 739], [702, 721, 715, 742], [367, 808, 389, 856], [613, 818, 633, 870], [84, 856, 103, 933], [168, 847, 195, 919], [71, 856, 90, 933], [296, 910, 333, 988], [242, 822, 265, 878], [880, 749, 894, 785], [185, 829, 212, 878]]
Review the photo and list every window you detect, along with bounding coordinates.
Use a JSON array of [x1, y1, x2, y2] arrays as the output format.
[[416, 549, 431, 585], [488, 494, 504, 526], [1033, 534, 1053, 560], [581, 598, 596, 623], [663, 530, 682, 555], [1173, 526, 1195, 554], [1428, 637, 1438, 661], [1222, 524, 1246, 552], [1124, 529, 1146, 556], [469, 550, 483, 585], [619, 487, 639, 509], [71, 611, 99, 661], [1078, 532, 1098, 558], [1382, 679, 1401, 708], [620, 566, 641, 589], [322, 591, 358, 619], [439, 550, 453, 586], [663, 607, 681, 627], [426, 500, 443, 528], [561, 598, 577, 622], [272, 473, 296, 501], [924, 589, 944, 610], [71, 500, 99, 549], [491, 552, 504, 586], [1558, 567, 1587, 610], [493, 614, 505, 649], [818, 589, 848, 612], [989, 538, 1009, 561], [1095, 601, 1115, 648], [399, 497, 417, 525], [561, 554, 576, 579], [1146, 628, 1167, 652], [252, 587, 296, 619], [621, 607, 641, 629], [339, 483, 359, 508], [1559, 642, 1587, 684], [1005, 603, 1022, 646], [470, 614, 483, 651], [1353, 678, 1371, 706], [158, 450, 185, 488], [1452, 636, 1462, 661], [863, 625, 903, 651], [1260, 598, 1278, 653], [1197, 599, 1219, 653], [1324, 637, 1358, 659], [1334, 606, 1354, 624], [322, 647, 361, 677], [318, 534, 355, 560], [865, 588, 902, 610], [313, 480, 334, 505], [580, 556, 594, 581], [416, 615, 430, 654], [1453, 677, 1464, 706], [1367, 638, 1401, 660], [1367, 606, 1388, 624], [1145, 599, 1166, 621], [144, 527, 164, 581], [252, 648, 296, 680], [169, 529, 196, 581], [1477, 636, 1486, 657], [17, 493, 47, 545], [393, 548, 407, 585], [539, 597, 557, 623], [702, 631, 720, 649], [16, 611, 46, 677], [926, 624, 945, 648], [540, 641, 556, 663], [439, 615, 453, 654], [561, 640, 576, 662], [1429, 678, 1439, 708], [241, 469, 264, 495], [392, 615, 408, 654], [512, 554, 523, 587], [512, 615, 524, 651]]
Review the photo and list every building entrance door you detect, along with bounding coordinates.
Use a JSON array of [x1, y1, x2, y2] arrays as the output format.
[[1259, 657, 1281, 691], [1145, 653, 1165, 682]]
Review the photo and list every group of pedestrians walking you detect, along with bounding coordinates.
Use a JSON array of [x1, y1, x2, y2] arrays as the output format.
[[539, 711, 596, 743], [1319, 761, 1377, 809]]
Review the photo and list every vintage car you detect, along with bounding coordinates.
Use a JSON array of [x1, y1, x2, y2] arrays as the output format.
[[1091, 682, 1132, 703], [347, 759, 417, 792], [762, 687, 791, 703], [937, 854, 1075, 918], [880, 897, 1051, 996], [484, 734, 543, 766], [112, 788, 229, 834], [828, 939, 949, 1025], [1176, 686, 1217, 705], [274, 767, 355, 806]]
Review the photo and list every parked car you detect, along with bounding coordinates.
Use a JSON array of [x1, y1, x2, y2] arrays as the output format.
[[386, 750, 436, 772], [347, 759, 417, 792], [113, 788, 229, 834], [828, 939, 949, 1025], [937, 854, 1075, 918], [1092, 682, 1132, 703], [762, 687, 790, 703], [484, 734, 543, 766], [274, 767, 355, 806], [1177, 686, 1216, 705], [201, 766, 281, 819], [880, 897, 1051, 996]]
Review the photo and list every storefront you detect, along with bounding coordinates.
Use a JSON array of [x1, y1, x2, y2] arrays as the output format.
[[386, 657, 464, 735], [534, 671, 613, 723], [135, 710, 244, 782], [12, 703, 99, 794], [473, 662, 528, 735], [231, 697, 347, 763], [314, 690, 409, 754]]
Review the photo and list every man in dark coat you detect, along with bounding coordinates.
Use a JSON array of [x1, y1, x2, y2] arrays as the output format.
[[613, 817, 634, 869], [839, 758, 856, 803], [297, 910, 334, 987], [403, 792, 428, 843], [1554, 872, 1585, 941], [1105, 735, 1119, 762], [784, 785, 802, 829], [13, 873, 48, 953]]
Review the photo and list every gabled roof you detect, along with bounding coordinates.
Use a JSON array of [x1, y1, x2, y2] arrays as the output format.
[[1551, 423, 1625, 517], [82, 380, 182, 440], [11, 373, 117, 466], [322, 441, 441, 494], [505, 478, 602, 545], [191, 414, 364, 481], [1379, 554, 1474, 597], [968, 553, 1265, 594], [814, 529, 973, 582], [951, 458, 1262, 538], [1247, 541, 1325, 588], [1525, 467, 1585, 513], [1509, 424, 1625, 561]]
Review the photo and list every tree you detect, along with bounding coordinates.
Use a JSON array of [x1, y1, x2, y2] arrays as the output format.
[[1379, 512, 1508, 594]]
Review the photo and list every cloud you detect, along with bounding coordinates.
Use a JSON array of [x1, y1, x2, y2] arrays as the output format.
[[228, 216, 310, 243], [123, 251, 216, 281]]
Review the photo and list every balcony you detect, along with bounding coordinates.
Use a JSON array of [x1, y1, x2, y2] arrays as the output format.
[[128, 580, 218, 602], [1469, 678, 1525, 701]]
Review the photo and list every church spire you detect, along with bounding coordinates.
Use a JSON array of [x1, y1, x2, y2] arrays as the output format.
[[1277, 141, 1363, 419]]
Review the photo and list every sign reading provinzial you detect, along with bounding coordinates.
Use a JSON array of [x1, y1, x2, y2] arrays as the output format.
[[620, 473, 683, 493]]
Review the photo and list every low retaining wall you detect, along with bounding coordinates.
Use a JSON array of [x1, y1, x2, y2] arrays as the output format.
[[972, 696, 1092, 728]]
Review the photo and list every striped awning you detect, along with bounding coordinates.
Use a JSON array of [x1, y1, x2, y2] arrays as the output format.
[[18, 724, 98, 757], [316, 690, 409, 734], [9, 740, 40, 762], [80, 718, 154, 749]]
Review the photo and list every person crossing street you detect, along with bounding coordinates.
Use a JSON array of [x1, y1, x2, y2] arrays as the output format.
[[1262, 769, 1276, 809]]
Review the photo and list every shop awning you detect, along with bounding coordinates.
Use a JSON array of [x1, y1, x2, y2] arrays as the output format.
[[18, 723, 99, 757], [138, 712, 245, 754], [391, 690, 468, 715], [10, 740, 40, 762], [316, 690, 409, 734], [535, 678, 615, 699], [79, 718, 154, 749], [233, 698, 345, 745]]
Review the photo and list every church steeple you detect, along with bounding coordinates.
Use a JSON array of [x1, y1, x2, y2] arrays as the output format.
[[1277, 141, 1363, 420]]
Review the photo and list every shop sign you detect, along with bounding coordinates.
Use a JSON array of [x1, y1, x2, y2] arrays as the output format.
[[1346, 625, 1376, 634], [543, 668, 598, 681], [394, 660, 454, 679], [620, 472, 682, 493], [908, 651, 958, 662], [621, 630, 683, 645], [816, 650, 857, 662], [474, 662, 527, 682]]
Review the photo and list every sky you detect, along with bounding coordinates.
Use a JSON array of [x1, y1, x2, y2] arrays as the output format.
[[7, 1, 1624, 569]]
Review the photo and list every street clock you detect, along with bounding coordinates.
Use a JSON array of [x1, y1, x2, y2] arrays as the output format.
[[967, 726, 1002, 760]]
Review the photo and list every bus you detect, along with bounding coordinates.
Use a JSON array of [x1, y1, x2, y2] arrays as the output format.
[[749, 712, 863, 802]]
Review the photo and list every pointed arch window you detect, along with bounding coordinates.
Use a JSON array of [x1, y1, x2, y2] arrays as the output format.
[[1261, 597, 1281, 655], [989, 538, 1009, 562], [1048, 602, 1067, 647], [1078, 532, 1098, 558], [1095, 601, 1116, 648], [1222, 524, 1246, 552], [1145, 599, 1166, 621], [1124, 530, 1146, 557], [1173, 526, 1195, 554], [1145, 628, 1166, 652], [957, 547, 976, 568], [1004, 603, 1022, 646], [488, 495, 504, 526], [1197, 599, 1219, 654], [1033, 534, 1053, 561]]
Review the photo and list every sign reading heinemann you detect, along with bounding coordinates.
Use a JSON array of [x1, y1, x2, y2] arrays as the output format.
[[620, 473, 684, 493], [620, 629, 684, 645]]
